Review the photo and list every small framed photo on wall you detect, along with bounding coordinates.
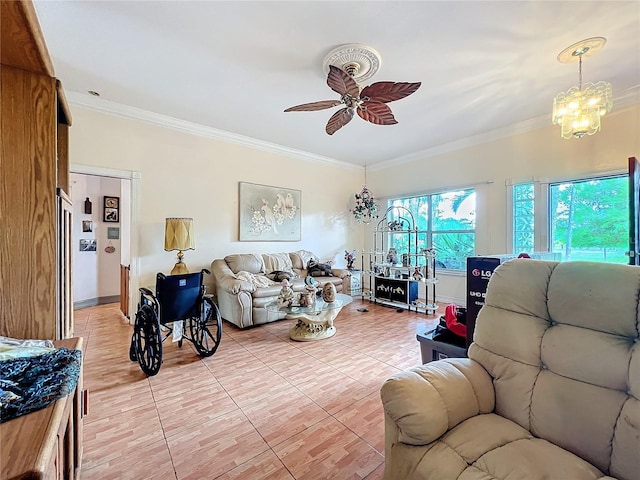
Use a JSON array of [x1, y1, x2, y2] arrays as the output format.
[[103, 196, 119, 223], [107, 227, 120, 240], [79, 239, 97, 251], [82, 220, 93, 232]]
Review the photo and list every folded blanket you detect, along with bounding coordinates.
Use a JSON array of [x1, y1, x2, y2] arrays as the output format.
[[0, 336, 56, 361], [236, 271, 276, 288], [0, 347, 82, 423]]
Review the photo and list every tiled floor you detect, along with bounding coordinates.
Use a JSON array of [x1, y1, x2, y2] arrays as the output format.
[[75, 299, 440, 480]]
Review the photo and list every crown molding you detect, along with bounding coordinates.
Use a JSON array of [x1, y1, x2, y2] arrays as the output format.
[[66, 91, 361, 171], [66, 89, 638, 173], [371, 92, 640, 171], [370, 116, 549, 172]]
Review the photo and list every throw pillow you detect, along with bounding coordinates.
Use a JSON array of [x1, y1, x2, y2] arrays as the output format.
[[307, 259, 333, 277], [266, 270, 293, 282]]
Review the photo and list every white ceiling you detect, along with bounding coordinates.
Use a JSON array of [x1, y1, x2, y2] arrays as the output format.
[[33, 1, 640, 168]]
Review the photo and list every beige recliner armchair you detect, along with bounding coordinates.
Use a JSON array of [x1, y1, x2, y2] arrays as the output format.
[[381, 259, 639, 480]]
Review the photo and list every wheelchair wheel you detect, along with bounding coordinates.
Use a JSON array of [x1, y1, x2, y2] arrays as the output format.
[[134, 304, 163, 376], [190, 296, 222, 357]]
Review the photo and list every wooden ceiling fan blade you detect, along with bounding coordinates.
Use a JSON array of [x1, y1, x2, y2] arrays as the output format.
[[326, 107, 354, 135], [284, 100, 342, 112], [327, 65, 360, 98], [357, 102, 397, 125], [361, 81, 421, 103]]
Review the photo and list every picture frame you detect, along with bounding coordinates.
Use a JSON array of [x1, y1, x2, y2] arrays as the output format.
[[103, 196, 119, 223], [107, 227, 120, 240], [239, 182, 301, 241], [82, 220, 93, 232], [79, 239, 97, 252]]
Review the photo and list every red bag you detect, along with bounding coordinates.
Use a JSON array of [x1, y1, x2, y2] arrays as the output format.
[[444, 304, 467, 338]]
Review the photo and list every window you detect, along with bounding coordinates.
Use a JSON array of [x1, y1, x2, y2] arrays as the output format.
[[510, 175, 628, 263], [389, 189, 476, 270], [550, 175, 628, 263], [513, 183, 535, 254]]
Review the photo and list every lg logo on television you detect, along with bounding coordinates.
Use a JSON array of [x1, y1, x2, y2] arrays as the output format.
[[471, 268, 493, 278]]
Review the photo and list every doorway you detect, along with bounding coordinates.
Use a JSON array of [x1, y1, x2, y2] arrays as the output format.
[[70, 164, 140, 319]]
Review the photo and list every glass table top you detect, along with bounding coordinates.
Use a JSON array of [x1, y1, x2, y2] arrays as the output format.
[[264, 292, 352, 315]]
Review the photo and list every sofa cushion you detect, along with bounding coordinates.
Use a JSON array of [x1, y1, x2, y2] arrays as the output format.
[[224, 253, 264, 274], [252, 285, 287, 300], [262, 253, 294, 275], [251, 277, 343, 301]]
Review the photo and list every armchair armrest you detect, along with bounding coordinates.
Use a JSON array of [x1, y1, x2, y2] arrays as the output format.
[[330, 268, 351, 279], [380, 358, 494, 446], [211, 259, 255, 295]]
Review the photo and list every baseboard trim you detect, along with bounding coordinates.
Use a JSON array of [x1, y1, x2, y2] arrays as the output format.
[[74, 295, 120, 310]]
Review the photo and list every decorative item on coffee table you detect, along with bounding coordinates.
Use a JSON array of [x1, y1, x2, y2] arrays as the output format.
[[277, 278, 295, 308], [265, 293, 353, 341], [322, 282, 337, 302]]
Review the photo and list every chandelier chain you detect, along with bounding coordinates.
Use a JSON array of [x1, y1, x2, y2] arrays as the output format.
[[364, 160, 367, 186], [578, 55, 583, 91]]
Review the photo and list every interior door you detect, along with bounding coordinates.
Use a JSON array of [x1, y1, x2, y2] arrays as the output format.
[[629, 157, 640, 265]]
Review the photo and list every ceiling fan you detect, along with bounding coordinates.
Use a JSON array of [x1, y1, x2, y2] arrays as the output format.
[[284, 44, 421, 135]]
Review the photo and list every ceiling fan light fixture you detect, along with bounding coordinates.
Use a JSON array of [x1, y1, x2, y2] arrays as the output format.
[[552, 37, 613, 139], [285, 44, 421, 135]]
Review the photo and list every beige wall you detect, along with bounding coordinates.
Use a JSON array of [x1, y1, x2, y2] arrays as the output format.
[[69, 107, 364, 294], [368, 104, 640, 304], [69, 104, 639, 307]]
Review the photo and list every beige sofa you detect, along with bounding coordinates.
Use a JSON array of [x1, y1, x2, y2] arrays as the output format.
[[381, 259, 639, 480], [211, 250, 350, 329]]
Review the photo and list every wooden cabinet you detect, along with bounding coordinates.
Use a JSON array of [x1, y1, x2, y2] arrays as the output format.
[[0, 337, 85, 480], [0, 0, 73, 340]]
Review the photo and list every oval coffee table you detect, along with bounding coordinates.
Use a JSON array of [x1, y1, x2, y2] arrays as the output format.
[[265, 293, 353, 341]]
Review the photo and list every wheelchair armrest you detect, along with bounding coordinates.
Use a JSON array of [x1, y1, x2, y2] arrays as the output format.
[[202, 268, 211, 275], [138, 288, 158, 313]]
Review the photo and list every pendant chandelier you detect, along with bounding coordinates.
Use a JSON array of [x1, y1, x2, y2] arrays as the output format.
[[552, 37, 613, 139], [351, 162, 379, 224]]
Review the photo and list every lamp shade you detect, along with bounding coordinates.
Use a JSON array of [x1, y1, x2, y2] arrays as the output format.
[[164, 218, 195, 251]]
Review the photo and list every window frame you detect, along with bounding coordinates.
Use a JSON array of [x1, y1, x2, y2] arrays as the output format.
[[387, 188, 476, 271], [507, 169, 627, 259]]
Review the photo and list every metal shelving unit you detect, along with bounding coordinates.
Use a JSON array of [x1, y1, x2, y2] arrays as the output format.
[[361, 206, 438, 313]]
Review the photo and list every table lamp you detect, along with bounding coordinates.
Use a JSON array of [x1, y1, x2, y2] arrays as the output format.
[[164, 217, 195, 275]]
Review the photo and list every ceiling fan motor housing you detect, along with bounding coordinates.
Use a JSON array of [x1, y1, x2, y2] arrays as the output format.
[[322, 44, 381, 83]]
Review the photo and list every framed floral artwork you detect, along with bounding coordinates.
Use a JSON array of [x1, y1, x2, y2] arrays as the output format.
[[239, 182, 301, 241]]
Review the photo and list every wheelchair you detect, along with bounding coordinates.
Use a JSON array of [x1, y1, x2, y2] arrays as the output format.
[[129, 269, 222, 376]]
